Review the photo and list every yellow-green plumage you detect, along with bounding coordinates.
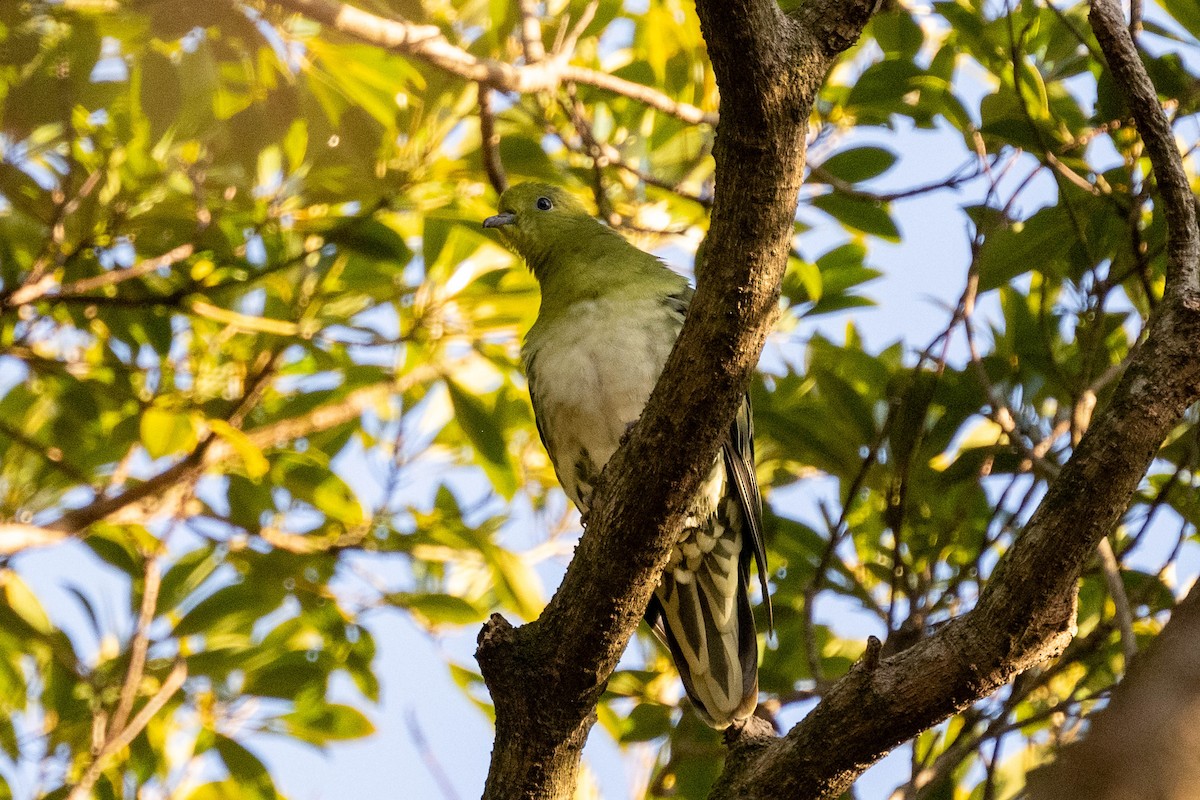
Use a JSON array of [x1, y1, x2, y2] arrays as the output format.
[[484, 182, 769, 728]]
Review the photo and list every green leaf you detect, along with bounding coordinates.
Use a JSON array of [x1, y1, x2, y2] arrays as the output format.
[[871, 10, 925, 57], [811, 193, 900, 241], [158, 547, 221, 613], [173, 581, 285, 638], [139, 49, 182, 142], [0, 714, 18, 763], [499, 136, 564, 182], [445, 379, 517, 498], [489, 547, 543, 620], [281, 701, 375, 745], [1, 571, 53, 635], [323, 217, 413, 267], [976, 205, 1075, 291], [818, 146, 899, 184], [242, 650, 329, 699], [619, 702, 673, 743], [1157, 0, 1200, 40], [391, 592, 485, 626], [211, 736, 279, 800], [283, 464, 365, 526]]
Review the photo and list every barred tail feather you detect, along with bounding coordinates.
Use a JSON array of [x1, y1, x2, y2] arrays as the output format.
[[652, 530, 759, 728]]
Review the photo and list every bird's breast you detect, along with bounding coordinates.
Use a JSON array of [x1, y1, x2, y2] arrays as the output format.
[[524, 297, 680, 509]]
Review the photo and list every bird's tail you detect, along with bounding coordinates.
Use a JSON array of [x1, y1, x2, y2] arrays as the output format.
[[649, 526, 759, 729]]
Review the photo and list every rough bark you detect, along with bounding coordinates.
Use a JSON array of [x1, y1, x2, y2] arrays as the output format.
[[474, 1, 877, 798], [475, 0, 1200, 797]]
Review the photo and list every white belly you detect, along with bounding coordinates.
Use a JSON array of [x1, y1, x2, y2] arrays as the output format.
[[524, 297, 680, 510]]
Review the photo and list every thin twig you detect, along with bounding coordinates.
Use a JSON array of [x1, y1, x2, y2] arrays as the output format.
[[267, 0, 716, 126], [807, 159, 983, 204], [478, 86, 508, 194], [555, 0, 599, 58], [68, 660, 187, 800], [1096, 537, 1137, 667], [59, 244, 195, 297], [405, 709, 463, 800], [517, 0, 545, 63], [109, 559, 162, 737]]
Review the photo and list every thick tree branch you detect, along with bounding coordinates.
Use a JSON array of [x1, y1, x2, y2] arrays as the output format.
[[706, 1, 1200, 797], [474, 0, 876, 798], [264, 0, 717, 126]]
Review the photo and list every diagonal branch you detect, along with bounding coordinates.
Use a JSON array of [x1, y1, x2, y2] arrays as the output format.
[[67, 659, 187, 800], [4, 244, 195, 307], [109, 559, 162, 737], [473, 0, 877, 798]]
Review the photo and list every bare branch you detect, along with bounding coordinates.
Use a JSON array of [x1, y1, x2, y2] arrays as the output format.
[[517, 0, 545, 63], [5, 244, 194, 307], [59, 244, 195, 297], [0, 523, 68, 555], [478, 86, 508, 195], [266, 0, 717, 125], [109, 559, 162, 737], [555, 0, 598, 59], [68, 660, 187, 800], [1096, 536, 1137, 668]]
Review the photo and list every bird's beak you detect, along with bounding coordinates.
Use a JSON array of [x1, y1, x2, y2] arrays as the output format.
[[483, 212, 517, 229]]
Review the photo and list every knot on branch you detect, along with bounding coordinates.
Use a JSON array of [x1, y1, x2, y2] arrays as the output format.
[[476, 613, 519, 674], [793, 0, 879, 58], [723, 713, 778, 749], [855, 635, 883, 674], [1181, 289, 1200, 316], [1022, 590, 1078, 665]]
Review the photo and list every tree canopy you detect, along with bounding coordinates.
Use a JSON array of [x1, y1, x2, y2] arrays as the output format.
[[1, 0, 1200, 798]]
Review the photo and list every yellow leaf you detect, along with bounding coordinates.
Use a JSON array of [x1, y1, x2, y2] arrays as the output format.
[[141, 408, 199, 459], [208, 419, 269, 478]]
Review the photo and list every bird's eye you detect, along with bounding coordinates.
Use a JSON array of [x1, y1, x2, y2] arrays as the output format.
[[536, 197, 553, 211]]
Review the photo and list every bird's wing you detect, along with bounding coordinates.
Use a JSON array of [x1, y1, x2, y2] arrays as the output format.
[[642, 285, 770, 726], [723, 395, 772, 631], [651, 510, 759, 727], [666, 284, 771, 630], [522, 348, 553, 459]]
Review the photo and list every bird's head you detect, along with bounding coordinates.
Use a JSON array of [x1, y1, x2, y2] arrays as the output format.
[[483, 183, 602, 272]]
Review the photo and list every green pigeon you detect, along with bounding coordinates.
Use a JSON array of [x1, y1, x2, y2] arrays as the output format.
[[484, 182, 770, 728]]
